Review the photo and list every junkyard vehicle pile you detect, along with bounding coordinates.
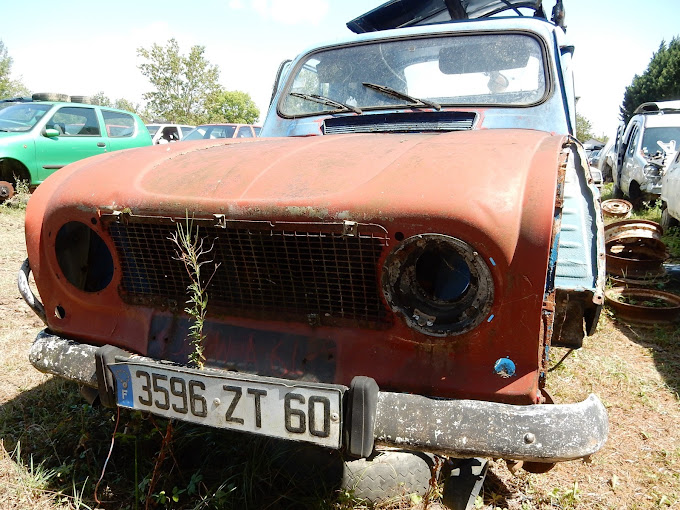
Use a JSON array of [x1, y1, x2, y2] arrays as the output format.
[[19, 0, 610, 507]]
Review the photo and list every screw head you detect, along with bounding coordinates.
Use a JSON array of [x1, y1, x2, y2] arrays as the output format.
[[330, 412, 339, 422], [213, 398, 221, 406], [524, 433, 536, 444]]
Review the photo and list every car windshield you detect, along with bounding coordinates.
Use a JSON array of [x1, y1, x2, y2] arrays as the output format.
[[280, 32, 546, 117], [641, 126, 680, 155], [0, 103, 52, 132], [183, 125, 237, 140]]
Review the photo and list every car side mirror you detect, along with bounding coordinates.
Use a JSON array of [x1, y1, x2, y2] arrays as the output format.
[[43, 128, 60, 138]]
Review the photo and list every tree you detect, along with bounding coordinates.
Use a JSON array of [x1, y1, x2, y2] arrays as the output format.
[[576, 112, 595, 142], [620, 37, 680, 124], [0, 40, 29, 98], [90, 91, 111, 106], [137, 38, 220, 124], [206, 89, 259, 124]]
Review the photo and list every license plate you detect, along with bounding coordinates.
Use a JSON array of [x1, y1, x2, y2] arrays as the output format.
[[109, 362, 343, 448]]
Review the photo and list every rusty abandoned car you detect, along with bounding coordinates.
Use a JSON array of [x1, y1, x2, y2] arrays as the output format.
[[20, 0, 607, 504]]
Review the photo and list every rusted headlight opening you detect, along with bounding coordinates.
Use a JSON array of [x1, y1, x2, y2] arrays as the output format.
[[382, 234, 494, 336], [55, 221, 114, 292]]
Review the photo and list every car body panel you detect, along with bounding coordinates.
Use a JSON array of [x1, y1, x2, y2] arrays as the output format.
[[662, 150, 680, 223], [26, 129, 567, 403]]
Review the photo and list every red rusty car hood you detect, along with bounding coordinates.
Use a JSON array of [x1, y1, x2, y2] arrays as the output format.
[[35, 129, 564, 223]]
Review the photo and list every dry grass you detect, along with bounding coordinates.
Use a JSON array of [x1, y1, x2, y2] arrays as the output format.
[[1, 207, 679, 509]]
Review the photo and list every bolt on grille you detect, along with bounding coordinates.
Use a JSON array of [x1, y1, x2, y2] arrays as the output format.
[[107, 220, 391, 326]]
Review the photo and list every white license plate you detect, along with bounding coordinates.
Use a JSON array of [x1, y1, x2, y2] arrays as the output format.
[[109, 362, 343, 448]]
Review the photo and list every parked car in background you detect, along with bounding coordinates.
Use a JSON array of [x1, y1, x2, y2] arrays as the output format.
[[0, 94, 151, 201], [661, 148, 680, 230], [181, 123, 259, 141], [588, 148, 601, 168], [614, 101, 680, 205], [20, 0, 607, 503], [146, 123, 195, 144]]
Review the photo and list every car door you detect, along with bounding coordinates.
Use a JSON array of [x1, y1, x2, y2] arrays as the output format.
[[34, 105, 107, 181], [620, 123, 639, 192], [665, 152, 680, 219]]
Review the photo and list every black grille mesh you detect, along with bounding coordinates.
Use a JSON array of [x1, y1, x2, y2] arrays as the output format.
[[108, 221, 390, 326]]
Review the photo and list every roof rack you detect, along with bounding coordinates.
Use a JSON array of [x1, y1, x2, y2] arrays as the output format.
[[346, 0, 566, 34], [0, 97, 33, 103], [633, 101, 680, 115]]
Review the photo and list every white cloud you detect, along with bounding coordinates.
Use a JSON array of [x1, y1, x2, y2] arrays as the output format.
[[229, 0, 245, 9]]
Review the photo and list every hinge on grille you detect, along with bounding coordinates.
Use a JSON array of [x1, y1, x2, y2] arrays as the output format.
[[214, 214, 226, 228], [343, 220, 358, 237]]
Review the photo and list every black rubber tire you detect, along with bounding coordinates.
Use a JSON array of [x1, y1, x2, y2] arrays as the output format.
[[267, 442, 439, 504], [628, 181, 643, 210], [612, 182, 624, 199], [661, 205, 679, 231], [32, 92, 70, 102], [69, 95, 92, 104], [342, 451, 438, 503]]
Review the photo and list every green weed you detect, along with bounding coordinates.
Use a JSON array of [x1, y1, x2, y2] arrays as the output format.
[[169, 215, 220, 369]]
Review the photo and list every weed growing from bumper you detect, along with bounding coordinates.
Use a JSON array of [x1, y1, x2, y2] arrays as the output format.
[[169, 215, 220, 369]]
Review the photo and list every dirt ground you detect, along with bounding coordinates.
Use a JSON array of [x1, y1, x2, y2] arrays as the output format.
[[0, 207, 679, 509]]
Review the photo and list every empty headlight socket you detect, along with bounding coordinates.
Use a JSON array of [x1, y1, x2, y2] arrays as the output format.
[[382, 234, 494, 336]]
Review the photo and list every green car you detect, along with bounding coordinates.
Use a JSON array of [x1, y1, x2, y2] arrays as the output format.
[[0, 99, 151, 200]]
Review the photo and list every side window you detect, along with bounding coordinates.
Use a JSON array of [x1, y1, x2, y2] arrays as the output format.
[[627, 124, 639, 156], [48, 107, 101, 136], [102, 110, 135, 137], [236, 126, 253, 138]]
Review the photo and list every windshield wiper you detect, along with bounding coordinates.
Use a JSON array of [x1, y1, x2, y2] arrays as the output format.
[[290, 92, 362, 114], [362, 82, 441, 111]]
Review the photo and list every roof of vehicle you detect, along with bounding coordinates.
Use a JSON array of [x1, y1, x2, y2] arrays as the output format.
[[633, 101, 680, 115], [346, 0, 565, 33], [3, 100, 139, 116], [293, 15, 567, 62]]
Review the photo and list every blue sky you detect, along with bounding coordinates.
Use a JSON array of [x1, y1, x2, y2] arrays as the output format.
[[2, 0, 679, 136]]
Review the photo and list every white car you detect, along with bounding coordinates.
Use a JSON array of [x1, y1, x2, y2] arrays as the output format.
[[613, 101, 680, 204], [661, 149, 680, 230], [146, 123, 195, 144]]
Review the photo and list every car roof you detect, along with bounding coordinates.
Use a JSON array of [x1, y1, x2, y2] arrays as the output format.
[[16, 100, 138, 116], [634, 101, 680, 115]]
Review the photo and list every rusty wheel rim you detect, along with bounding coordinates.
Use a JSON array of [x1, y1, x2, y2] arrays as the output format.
[[0, 181, 14, 201], [605, 287, 680, 324], [602, 199, 632, 218]]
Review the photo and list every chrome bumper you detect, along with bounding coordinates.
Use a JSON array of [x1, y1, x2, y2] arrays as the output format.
[[28, 330, 608, 463]]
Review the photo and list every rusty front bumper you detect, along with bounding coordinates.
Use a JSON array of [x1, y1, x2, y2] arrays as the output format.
[[27, 329, 608, 464]]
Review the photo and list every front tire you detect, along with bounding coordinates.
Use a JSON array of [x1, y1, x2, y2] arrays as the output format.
[[661, 205, 679, 231], [342, 451, 438, 503], [612, 182, 624, 199]]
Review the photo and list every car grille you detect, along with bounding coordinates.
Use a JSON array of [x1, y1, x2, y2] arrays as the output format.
[[107, 218, 391, 327]]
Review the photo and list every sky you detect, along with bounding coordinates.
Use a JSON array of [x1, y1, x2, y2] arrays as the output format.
[[2, 0, 678, 137]]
